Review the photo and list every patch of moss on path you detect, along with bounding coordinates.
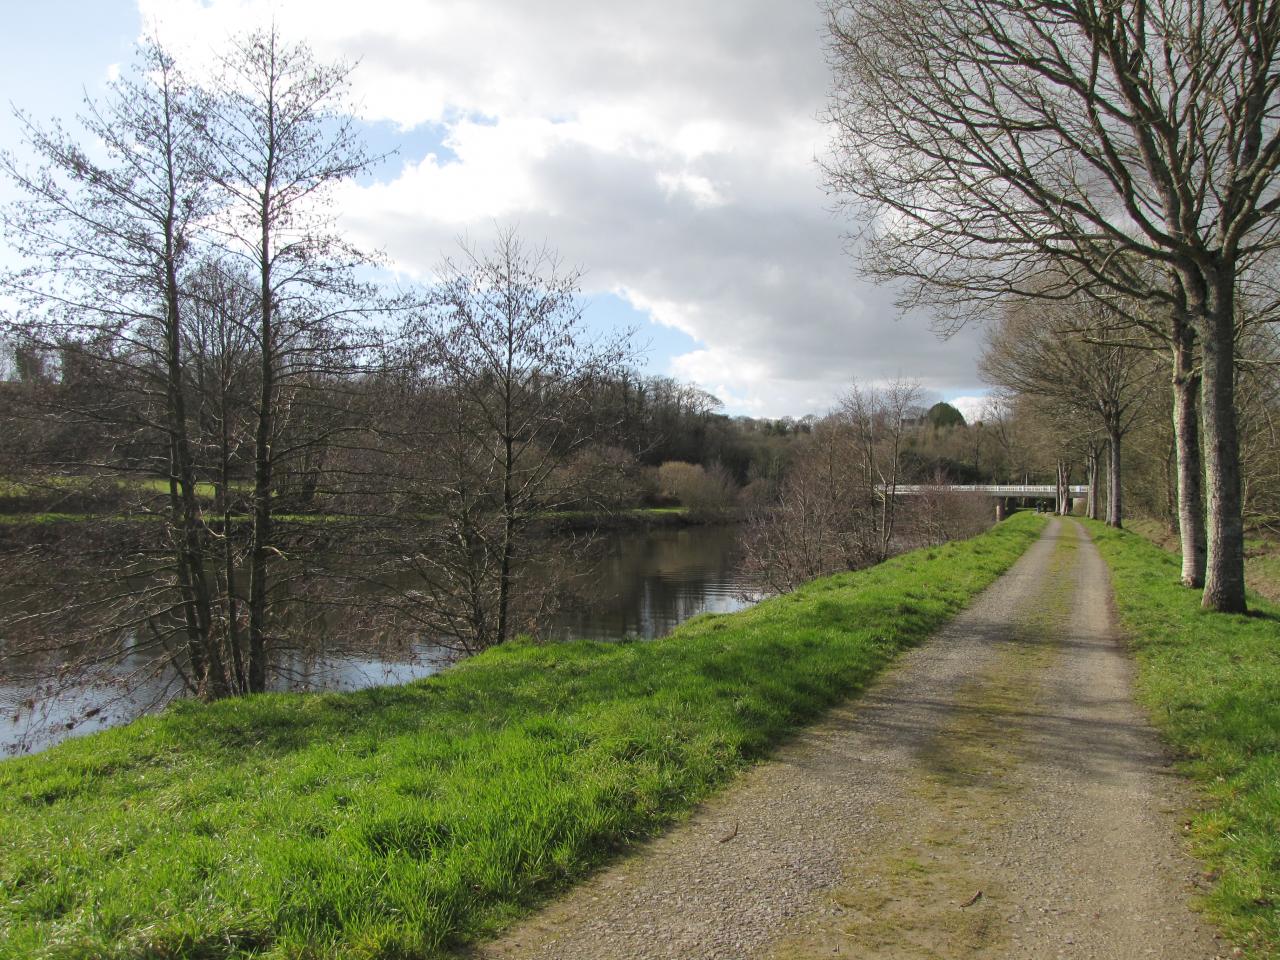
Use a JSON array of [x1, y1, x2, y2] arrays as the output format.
[[769, 525, 1083, 960]]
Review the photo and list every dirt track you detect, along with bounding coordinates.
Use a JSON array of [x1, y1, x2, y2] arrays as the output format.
[[476, 519, 1226, 960]]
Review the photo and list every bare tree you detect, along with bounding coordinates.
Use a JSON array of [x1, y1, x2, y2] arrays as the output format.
[[741, 417, 878, 593], [980, 392, 1035, 485], [384, 230, 631, 652], [980, 296, 1157, 526], [181, 257, 259, 692], [840, 378, 924, 560], [1, 27, 385, 724], [199, 26, 380, 690], [742, 404, 994, 594], [1237, 319, 1280, 533], [0, 40, 232, 696], [825, 0, 1280, 611]]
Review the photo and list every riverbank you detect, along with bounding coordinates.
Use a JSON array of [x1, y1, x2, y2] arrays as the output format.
[[1088, 521, 1280, 958], [0, 514, 1046, 958], [0, 506, 696, 531]]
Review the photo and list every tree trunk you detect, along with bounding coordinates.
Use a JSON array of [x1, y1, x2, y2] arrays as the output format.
[[1198, 286, 1247, 613], [166, 442, 207, 693], [496, 433, 514, 646], [1106, 428, 1123, 528], [248, 223, 274, 692], [219, 385, 247, 694], [164, 245, 227, 699], [1171, 321, 1207, 588], [879, 461, 898, 561], [1086, 448, 1101, 521]]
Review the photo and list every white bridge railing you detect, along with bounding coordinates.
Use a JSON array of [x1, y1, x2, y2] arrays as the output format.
[[886, 484, 1089, 496]]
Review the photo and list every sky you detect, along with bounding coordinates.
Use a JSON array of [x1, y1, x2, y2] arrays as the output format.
[[0, 0, 991, 421]]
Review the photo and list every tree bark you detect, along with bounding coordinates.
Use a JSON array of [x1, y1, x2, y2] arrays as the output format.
[[1171, 323, 1206, 588], [1106, 428, 1123, 528], [248, 207, 273, 692], [163, 202, 226, 698], [1198, 286, 1247, 613], [496, 433, 514, 646], [1086, 447, 1101, 521], [218, 372, 247, 694]]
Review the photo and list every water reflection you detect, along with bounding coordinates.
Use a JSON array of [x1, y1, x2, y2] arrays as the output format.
[[551, 524, 755, 640], [2, 523, 755, 756]]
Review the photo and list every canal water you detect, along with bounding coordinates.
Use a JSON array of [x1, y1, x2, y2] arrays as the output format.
[[1, 523, 756, 756]]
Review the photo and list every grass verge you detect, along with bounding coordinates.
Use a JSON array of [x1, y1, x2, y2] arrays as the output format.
[[0, 513, 1047, 960], [1125, 516, 1280, 603], [1087, 522, 1280, 958]]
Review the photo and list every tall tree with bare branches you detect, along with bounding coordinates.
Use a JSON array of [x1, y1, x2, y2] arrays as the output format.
[[981, 297, 1157, 527], [386, 230, 631, 652], [200, 25, 379, 690], [0, 40, 232, 696], [840, 378, 924, 561], [825, 0, 1280, 611]]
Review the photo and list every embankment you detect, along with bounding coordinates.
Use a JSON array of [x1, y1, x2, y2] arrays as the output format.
[[0, 513, 1046, 959]]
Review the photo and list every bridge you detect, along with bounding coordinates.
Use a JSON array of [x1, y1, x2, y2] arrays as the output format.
[[882, 483, 1091, 520], [889, 484, 1089, 496]]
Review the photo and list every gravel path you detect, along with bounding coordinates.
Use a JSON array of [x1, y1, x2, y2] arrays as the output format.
[[475, 519, 1226, 960]]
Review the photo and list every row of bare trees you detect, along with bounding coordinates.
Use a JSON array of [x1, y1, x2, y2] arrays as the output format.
[[824, 0, 1280, 613], [980, 295, 1159, 528]]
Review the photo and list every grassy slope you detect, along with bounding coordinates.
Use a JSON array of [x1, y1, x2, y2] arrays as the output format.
[[1087, 522, 1280, 958], [1126, 516, 1280, 603], [1246, 551, 1280, 604], [0, 514, 1047, 960]]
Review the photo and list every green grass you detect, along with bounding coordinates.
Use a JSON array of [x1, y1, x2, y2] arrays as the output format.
[[1250, 553, 1280, 602], [0, 514, 1048, 959], [1087, 522, 1280, 958], [1126, 516, 1280, 603], [0, 477, 92, 496], [0, 512, 106, 525], [0, 475, 229, 502], [134, 477, 225, 498]]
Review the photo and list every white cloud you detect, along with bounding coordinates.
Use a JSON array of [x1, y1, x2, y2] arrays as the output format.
[[946, 394, 991, 425], [134, 0, 989, 417]]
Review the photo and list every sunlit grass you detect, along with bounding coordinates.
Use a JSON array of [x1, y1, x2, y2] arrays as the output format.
[[0, 512, 107, 525], [0, 475, 226, 503], [1088, 522, 1280, 959], [0, 514, 1047, 958]]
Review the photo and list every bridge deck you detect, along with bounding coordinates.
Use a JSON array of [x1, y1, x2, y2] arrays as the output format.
[[889, 485, 1089, 496]]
